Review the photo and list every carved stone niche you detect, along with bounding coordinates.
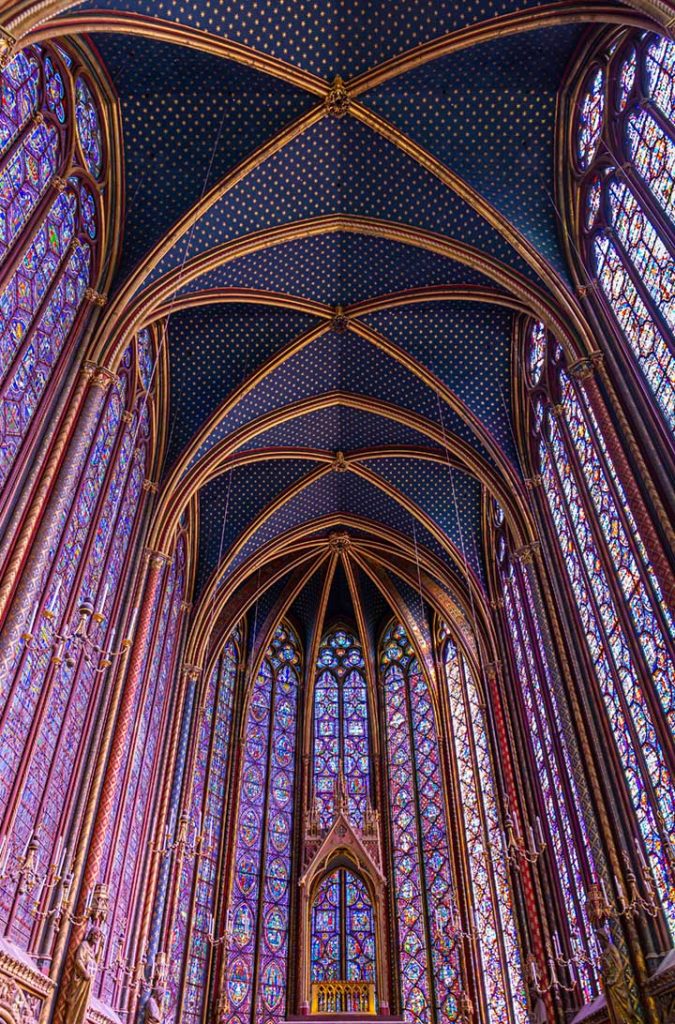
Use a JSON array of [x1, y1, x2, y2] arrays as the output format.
[[0, 937, 51, 1024], [646, 949, 675, 1024]]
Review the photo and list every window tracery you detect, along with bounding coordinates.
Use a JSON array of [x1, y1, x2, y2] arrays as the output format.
[[572, 33, 675, 433], [312, 628, 371, 829], [525, 319, 675, 936], [0, 44, 106, 492]]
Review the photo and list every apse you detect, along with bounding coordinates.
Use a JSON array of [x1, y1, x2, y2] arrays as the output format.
[[0, 7, 673, 1024]]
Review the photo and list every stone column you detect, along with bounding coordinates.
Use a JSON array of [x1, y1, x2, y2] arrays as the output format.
[[0, 363, 116, 671]]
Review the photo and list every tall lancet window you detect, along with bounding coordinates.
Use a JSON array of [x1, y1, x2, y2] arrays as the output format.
[[380, 623, 461, 1024], [313, 628, 371, 828], [223, 624, 301, 1024], [310, 868, 376, 986], [572, 33, 675, 432], [167, 633, 239, 1024], [526, 320, 675, 935], [0, 335, 151, 950], [0, 44, 107, 492], [441, 632, 528, 1024], [493, 511, 598, 998]]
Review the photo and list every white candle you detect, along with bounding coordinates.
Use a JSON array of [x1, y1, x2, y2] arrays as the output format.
[[600, 877, 609, 904], [634, 837, 647, 869], [100, 583, 109, 611], [129, 607, 139, 634], [48, 579, 62, 613], [27, 603, 38, 634], [85, 888, 93, 912], [58, 844, 68, 878], [530, 959, 538, 983], [552, 931, 561, 958], [527, 825, 536, 854], [53, 835, 63, 872], [536, 816, 545, 847], [614, 873, 624, 898]]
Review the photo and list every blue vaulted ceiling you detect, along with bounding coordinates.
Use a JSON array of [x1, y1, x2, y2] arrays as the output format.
[[45, 0, 630, 617]]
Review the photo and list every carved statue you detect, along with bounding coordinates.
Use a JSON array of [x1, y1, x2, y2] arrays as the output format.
[[596, 926, 642, 1024], [144, 985, 165, 1023], [64, 927, 102, 1024]]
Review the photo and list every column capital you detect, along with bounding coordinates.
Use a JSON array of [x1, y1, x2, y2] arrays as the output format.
[[182, 663, 202, 681], [84, 287, 108, 307], [524, 474, 542, 490], [514, 541, 540, 564], [51, 174, 68, 194], [143, 546, 172, 569], [82, 361, 117, 392], [485, 661, 501, 681], [142, 479, 159, 494], [180, 600, 192, 613], [568, 350, 604, 380]]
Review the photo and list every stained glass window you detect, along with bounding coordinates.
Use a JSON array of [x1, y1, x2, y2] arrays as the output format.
[[492, 528, 598, 999], [0, 354, 148, 950], [168, 638, 238, 1024], [223, 624, 300, 1024], [442, 633, 528, 1024], [99, 535, 187, 1005], [0, 44, 105, 491], [310, 869, 376, 985], [574, 33, 675, 432], [527, 320, 675, 936], [313, 628, 371, 828], [381, 623, 461, 1024]]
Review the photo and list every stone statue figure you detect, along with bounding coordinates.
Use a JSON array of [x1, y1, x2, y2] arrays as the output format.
[[596, 926, 642, 1024], [144, 985, 165, 1023], [64, 927, 102, 1024], [527, 980, 547, 1024]]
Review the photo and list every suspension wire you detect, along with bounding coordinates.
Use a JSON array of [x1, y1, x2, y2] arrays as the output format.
[[434, 390, 487, 676]]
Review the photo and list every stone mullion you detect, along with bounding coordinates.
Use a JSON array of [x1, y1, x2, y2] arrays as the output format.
[[433, 634, 489, 1024], [174, 661, 220, 1024]]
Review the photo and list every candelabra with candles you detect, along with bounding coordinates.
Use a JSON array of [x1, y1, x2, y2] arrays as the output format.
[[21, 581, 135, 673], [434, 905, 474, 953], [153, 811, 216, 860], [594, 844, 659, 921], [527, 938, 578, 997], [207, 907, 233, 949], [502, 797, 546, 868]]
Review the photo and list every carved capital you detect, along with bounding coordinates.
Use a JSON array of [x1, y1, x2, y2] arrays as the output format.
[[144, 547, 171, 569], [576, 280, 599, 298], [143, 479, 159, 493], [0, 30, 16, 69], [84, 287, 108, 307], [33, 111, 44, 127], [183, 663, 201, 681], [551, 402, 564, 416], [325, 76, 350, 118], [524, 475, 542, 490], [331, 305, 350, 333], [485, 661, 500, 681], [51, 174, 68, 193], [568, 351, 603, 380], [82, 361, 117, 392], [121, 410, 133, 424], [180, 600, 192, 613], [514, 541, 540, 564], [490, 598, 504, 610]]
